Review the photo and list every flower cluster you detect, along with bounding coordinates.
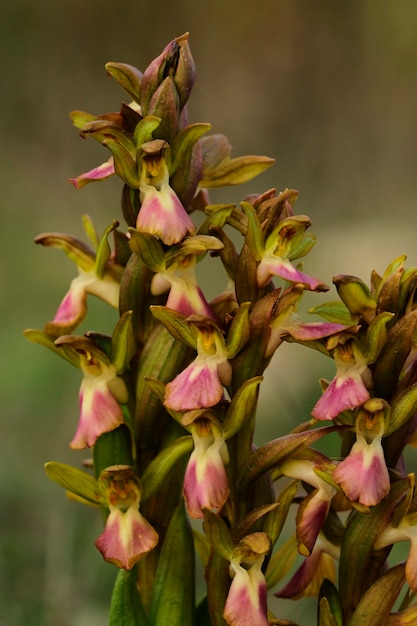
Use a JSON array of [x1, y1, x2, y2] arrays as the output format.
[[26, 34, 417, 626]]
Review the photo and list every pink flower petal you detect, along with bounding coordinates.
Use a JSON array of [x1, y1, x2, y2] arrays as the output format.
[[333, 435, 390, 506], [95, 506, 158, 570], [70, 378, 124, 449], [312, 374, 370, 420], [224, 561, 269, 626], [137, 183, 195, 245], [69, 159, 115, 189], [296, 489, 332, 556], [183, 436, 229, 518], [258, 256, 325, 291], [164, 361, 223, 411]]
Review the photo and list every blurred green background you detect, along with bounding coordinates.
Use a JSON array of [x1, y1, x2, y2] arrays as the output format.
[[2, 1, 417, 624]]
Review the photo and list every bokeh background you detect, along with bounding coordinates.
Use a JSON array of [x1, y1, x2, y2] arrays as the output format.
[[2, 1, 417, 624]]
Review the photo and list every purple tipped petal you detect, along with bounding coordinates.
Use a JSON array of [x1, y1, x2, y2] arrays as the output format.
[[69, 158, 115, 189], [49, 278, 88, 334], [296, 489, 332, 556], [288, 322, 351, 341], [95, 506, 159, 570], [258, 256, 325, 291]]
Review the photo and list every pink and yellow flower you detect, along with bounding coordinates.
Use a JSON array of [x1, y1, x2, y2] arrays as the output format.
[[95, 466, 158, 570], [312, 336, 371, 420], [136, 151, 195, 245], [181, 411, 230, 519], [333, 399, 390, 506], [164, 324, 232, 411], [151, 254, 217, 319], [224, 533, 270, 626], [55, 336, 128, 449]]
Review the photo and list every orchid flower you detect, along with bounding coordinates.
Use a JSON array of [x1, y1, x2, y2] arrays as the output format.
[[312, 335, 371, 420], [333, 399, 390, 506], [95, 466, 158, 570], [54, 335, 128, 449], [136, 144, 195, 245], [164, 322, 232, 411], [223, 533, 270, 626], [35, 224, 122, 336], [181, 410, 230, 519]]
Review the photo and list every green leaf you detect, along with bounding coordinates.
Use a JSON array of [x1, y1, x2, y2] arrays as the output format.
[[95, 219, 120, 278], [222, 376, 262, 439], [333, 275, 376, 322], [308, 301, 356, 325], [349, 563, 406, 626], [200, 155, 274, 188], [133, 116, 162, 149], [263, 479, 298, 547], [319, 579, 342, 626], [364, 311, 394, 363], [339, 479, 409, 622], [150, 306, 196, 348], [387, 381, 417, 436], [105, 62, 143, 104], [225, 302, 251, 358], [318, 597, 339, 626], [44, 462, 105, 505], [202, 509, 235, 561], [23, 329, 79, 367], [69, 109, 97, 129], [111, 310, 136, 374], [240, 201, 265, 261], [93, 425, 134, 478], [128, 229, 166, 271], [170, 122, 211, 176], [109, 567, 148, 626], [141, 436, 193, 502], [150, 501, 195, 626]]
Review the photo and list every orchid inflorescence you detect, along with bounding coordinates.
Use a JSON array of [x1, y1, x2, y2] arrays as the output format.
[[26, 33, 417, 625]]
